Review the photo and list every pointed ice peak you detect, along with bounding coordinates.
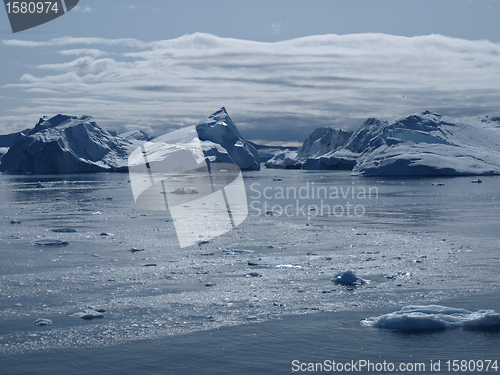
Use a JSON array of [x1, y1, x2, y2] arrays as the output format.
[[208, 107, 229, 122]]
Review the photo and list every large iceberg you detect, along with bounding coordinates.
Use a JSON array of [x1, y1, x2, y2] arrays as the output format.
[[195, 107, 260, 170], [0, 115, 132, 173], [353, 112, 500, 176], [265, 112, 500, 176]]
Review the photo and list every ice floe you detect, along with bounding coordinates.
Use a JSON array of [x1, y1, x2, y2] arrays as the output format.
[[34, 318, 52, 326], [361, 305, 500, 330]]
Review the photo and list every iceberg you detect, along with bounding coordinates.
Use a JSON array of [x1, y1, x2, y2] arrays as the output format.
[[0, 115, 132, 173], [361, 305, 500, 331], [353, 112, 500, 176], [195, 107, 260, 170], [265, 127, 353, 169], [265, 112, 500, 176]]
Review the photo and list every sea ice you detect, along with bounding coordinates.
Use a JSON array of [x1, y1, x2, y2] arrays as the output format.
[[361, 305, 500, 330], [28, 239, 69, 246]]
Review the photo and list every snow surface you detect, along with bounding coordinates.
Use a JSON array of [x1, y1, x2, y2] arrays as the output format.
[[362, 305, 500, 330], [266, 112, 500, 176]]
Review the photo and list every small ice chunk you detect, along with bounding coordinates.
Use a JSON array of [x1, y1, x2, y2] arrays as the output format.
[[129, 248, 144, 253], [28, 239, 69, 246], [10, 219, 22, 224], [332, 270, 364, 286], [51, 228, 76, 233], [34, 318, 52, 326], [170, 187, 199, 194], [71, 309, 104, 320]]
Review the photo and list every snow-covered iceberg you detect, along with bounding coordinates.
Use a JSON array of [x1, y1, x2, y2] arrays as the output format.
[[265, 112, 500, 176], [0, 115, 132, 173], [353, 112, 500, 176], [361, 305, 500, 331]]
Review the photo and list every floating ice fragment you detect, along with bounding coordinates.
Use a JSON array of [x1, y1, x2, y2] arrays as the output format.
[[362, 305, 500, 331], [332, 270, 364, 286], [10, 219, 22, 224], [51, 228, 76, 233], [28, 239, 69, 246], [71, 308, 104, 320], [471, 179, 482, 183], [143, 263, 157, 267], [34, 318, 52, 326], [129, 248, 144, 253]]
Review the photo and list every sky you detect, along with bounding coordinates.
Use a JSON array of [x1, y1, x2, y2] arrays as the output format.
[[1, 0, 500, 145]]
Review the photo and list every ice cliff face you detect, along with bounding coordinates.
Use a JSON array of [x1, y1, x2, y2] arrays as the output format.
[[266, 112, 500, 176], [0, 115, 132, 173], [195, 107, 260, 170], [265, 127, 353, 169]]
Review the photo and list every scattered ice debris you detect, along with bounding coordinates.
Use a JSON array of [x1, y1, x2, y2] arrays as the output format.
[[471, 179, 483, 183], [51, 228, 76, 233], [71, 306, 105, 320], [34, 318, 52, 326], [143, 263, 157, 267], [28, 238, 69, 246], [432, 182, 445, 186], [332, 270, 364, 286], [129, 248, 144, 253], [361, 305, 500, 331], [36, 181, 54, 188], [385, 271, 411, 280], [170, 187, 199, 194], [224, 248, 254, 255], [10, 219, 22, 224], [245, 272, 262, 278]]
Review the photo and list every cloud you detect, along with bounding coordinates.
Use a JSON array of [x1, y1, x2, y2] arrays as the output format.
[[57, 49, 108, 57], [272, 23, 282, 35], [1, 33, 500, 142], [72, 5, 93, 13]]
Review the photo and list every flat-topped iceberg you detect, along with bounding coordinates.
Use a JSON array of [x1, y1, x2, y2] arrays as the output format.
[[361, 305, 500, 330]]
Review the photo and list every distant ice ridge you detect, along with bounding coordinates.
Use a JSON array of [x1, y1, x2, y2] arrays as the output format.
[[0, 108, 259, 173], [361, 305, 500, 330], [266, 112, 500, 176]]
